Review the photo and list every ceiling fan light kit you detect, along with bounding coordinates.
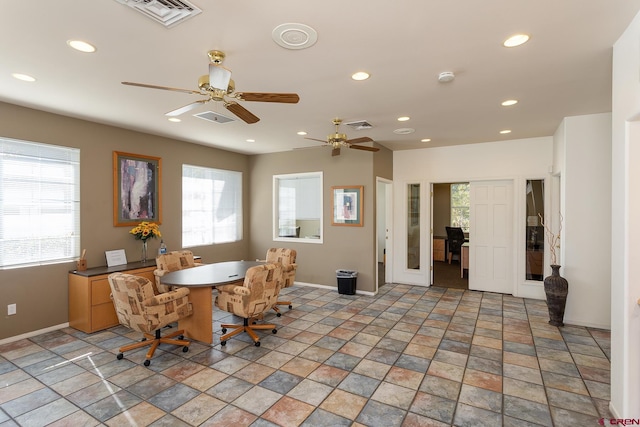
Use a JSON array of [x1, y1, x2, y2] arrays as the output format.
[[305, 118, 380, 157], [121, 50, 299, 124]]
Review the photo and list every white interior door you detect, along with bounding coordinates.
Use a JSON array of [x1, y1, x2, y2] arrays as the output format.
[[469, 180, 513, 293]]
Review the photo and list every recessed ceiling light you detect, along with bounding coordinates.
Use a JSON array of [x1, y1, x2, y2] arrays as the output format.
[[397, 116, 410, 122], [500, 129, 512, 134], [246, 139, 255, 143], [297, 131, 307, 136], [503, 34, 530, 48], [421, 138, 431, 142], [351, 71, 370, 81], [168, 117, 181, 122], [12, 73, 36, 82], [67, 40, 96, 53], [501, 99, 518, 106]]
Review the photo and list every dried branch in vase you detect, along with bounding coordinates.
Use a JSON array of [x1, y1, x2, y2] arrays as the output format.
[[538, 213, 562, 265]]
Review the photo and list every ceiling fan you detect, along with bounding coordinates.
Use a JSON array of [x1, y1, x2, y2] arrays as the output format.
[[305, 118, 380, 156], [121, 50, 299, 124]]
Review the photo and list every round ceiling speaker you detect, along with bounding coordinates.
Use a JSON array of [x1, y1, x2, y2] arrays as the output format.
[[438, 71, 455, 83], [272, 23, 318, 50]]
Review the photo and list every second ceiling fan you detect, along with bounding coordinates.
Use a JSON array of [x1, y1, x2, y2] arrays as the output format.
[[306, 118, 380, 156], [122, 50, 299, 124]]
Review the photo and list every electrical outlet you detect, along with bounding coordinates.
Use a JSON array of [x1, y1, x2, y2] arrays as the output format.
[[7, 304, 16, 316]]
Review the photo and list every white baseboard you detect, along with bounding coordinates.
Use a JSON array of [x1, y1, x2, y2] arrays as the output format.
[[0, 323, 69, 346], [609, 400, 619, 418], [292, 281, 376, 296]]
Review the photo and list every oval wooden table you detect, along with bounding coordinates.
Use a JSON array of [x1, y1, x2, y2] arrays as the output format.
[[161, 260, 263, 344]]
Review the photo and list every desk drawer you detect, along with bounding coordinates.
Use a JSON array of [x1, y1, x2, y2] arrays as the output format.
[[91, 278, 112, 305]]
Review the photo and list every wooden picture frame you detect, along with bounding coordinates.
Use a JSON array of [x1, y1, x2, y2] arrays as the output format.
[[331, 185, 363, 226], [113, 151, 162, 227]]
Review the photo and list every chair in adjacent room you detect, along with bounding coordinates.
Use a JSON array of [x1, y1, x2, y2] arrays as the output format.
[[108, 272, 193, 366], [445, 226, 466, 264], [215, 263, 283, 347], [154, 250, 202, 293], [264, 247, 297, 316]]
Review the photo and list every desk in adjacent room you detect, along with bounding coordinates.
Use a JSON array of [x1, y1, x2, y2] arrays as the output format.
[[461, 242, 470, 278], [161, 260, 263, 344]]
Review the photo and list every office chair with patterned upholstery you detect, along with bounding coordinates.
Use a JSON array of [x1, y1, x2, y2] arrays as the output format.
[[108, 272, 192, 366], [265, 248, 297, 316], [154, 250, 202, 293], [215, 263, 283, 347]]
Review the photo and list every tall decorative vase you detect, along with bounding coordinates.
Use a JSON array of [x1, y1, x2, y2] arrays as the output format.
[[141, 240, 148, 263], [544, 264, 568, 327]]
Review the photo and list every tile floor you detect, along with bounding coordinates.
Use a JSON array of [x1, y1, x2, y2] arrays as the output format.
[[0, 284, 612, 426]]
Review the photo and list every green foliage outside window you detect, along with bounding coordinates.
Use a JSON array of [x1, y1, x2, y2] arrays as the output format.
[[451, 183, 470, 232]]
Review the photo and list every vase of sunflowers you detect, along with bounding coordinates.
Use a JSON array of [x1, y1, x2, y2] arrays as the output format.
[[129, 221, 161, 263]]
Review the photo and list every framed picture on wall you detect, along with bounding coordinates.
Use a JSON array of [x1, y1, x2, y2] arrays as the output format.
[[332, 185, 363, 226], [113, 151, 162, 227]]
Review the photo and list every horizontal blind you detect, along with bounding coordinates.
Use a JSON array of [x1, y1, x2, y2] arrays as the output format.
[[0, 137, 80, 268]]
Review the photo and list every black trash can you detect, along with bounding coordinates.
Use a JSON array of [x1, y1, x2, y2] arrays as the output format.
[[336, 269, 358, 295]]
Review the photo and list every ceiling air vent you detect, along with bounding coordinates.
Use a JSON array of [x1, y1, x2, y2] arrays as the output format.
[[115, 0, 202, 28], [344, 120, 373, 131], [194, 111, 235, 124]]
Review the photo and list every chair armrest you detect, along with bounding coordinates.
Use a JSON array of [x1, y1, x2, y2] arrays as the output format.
[[281, 263, 297, 272], [233, 286, 251, 296], [153, 269, 167, 277], [144, 287, 190, 306]]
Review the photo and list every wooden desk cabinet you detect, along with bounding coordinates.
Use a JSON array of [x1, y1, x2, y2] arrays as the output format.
[[433, 237, 446, 262], [68, 262, 156, 333]]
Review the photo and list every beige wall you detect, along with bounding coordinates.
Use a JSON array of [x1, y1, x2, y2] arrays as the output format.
[[0, 102, 250, 339], [249, 144, 392, 293]]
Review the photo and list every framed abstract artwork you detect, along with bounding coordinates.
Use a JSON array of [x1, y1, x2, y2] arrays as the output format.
[[331, 185, 363, 226], [113, 151, 162, 227]]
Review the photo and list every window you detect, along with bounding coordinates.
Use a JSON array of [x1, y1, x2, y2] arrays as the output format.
[[0, 137, 80, 268], [273, 172, 322, 242], [182, 164, 242, 247], [450, 183, 470, 232]]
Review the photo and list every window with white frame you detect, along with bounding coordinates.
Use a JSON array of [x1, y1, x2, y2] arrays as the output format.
[[450, 182, 470, 232], [182, 164, 242, 246], [0, 137, 80, 268]]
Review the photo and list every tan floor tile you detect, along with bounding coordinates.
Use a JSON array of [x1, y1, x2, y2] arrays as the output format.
[[404, 343, 437, 359], [471, 335, 503, 350], [281, 356, 321, 377], [353, 359, 392, 380], [320, 389, 368, 420], [371, 382, 417, 410], [327, 327, 358, 341], [307, 365, 349, 387], [234, 362, 276, 384], [256, 350, 295, 369], [503, 351, 539, 369], [105, 402, 165, 426], [339, 341, 372, 358], [385, 366, 424, 390], [262, 396, 315, 427], [503, 331, 534, 344], [427, 360, 465, 382], [0, 378, 45, 404], [173, 393, 227, 424], [503, 377, 548, 404], [161, 359, 206, 382], [181, 367, 229, 391], [410, 334, 442, 348], [463, 368, 502, 393]]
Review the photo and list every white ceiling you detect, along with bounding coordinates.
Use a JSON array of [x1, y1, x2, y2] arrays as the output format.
[[1, 1, 639, 155]]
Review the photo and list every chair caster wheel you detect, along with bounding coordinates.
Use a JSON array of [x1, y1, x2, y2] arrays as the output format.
[[276, 313, 281, 317], [221, 328, 227, 334], [117, 353, 123, 360], [144, 360, 151, 367], [272, 329, 277, 334], [220, 340, 227, 346], [254, 341, 261, 347], [141, 338, 147, 342], [178, 335, 184, 340], [289, 305, 293, 309], [182, 346, 189, 353]]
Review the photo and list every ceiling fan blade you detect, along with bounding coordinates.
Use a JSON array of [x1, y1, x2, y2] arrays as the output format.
[[122, 81, 202, 95], [236, 92, 300, 103], [346, 136, 374, 145], [304, 137, 329, 143], [350, 144, 380, 152], [332, 147, 341, 156], [165, 99, 209, 116], [225, 101, 260, 124]]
